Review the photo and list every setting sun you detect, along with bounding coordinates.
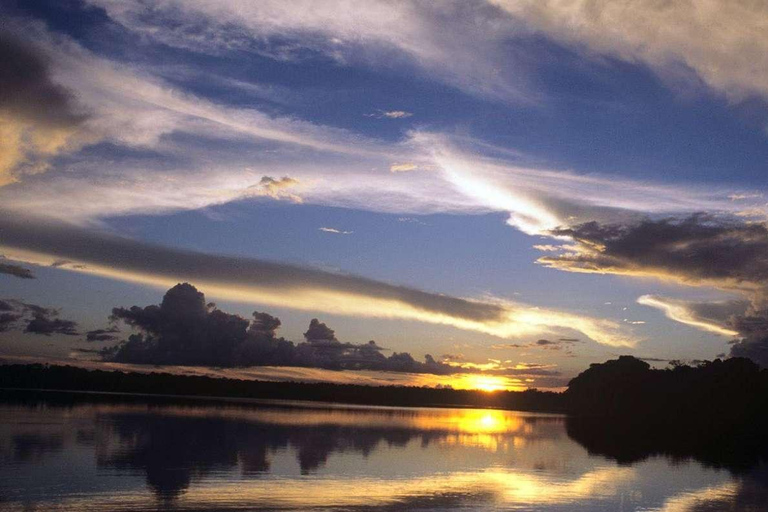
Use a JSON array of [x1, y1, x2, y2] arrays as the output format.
[[465, 375, 508, 392]]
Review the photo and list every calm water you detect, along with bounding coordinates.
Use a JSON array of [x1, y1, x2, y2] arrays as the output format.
[[0, 393, 766, 511]]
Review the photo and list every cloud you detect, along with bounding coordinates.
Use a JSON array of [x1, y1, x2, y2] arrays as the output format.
[[249, 176, 303, 203], [0, 9, 764, 243], [104, 282, 557, 377], [85, 327, 120, 342], [318, 227, 352, 235], [0, 262, 35, 279], [367, 110, 413, 119], [0, 29, 89, 185], [493, 0, 768, 102], [0, 299, 79, 336], [727, 312, 768, 367], [85, 0, 536, 102], [410, 133, 762, 236], [537, 213, 768, 366], [0, 212, 634, 347], [540, 214, 768, 292], [25, 312, 79, 337], [0, 314, 23, 332], [637, 295, 746, 337], [491, 337, 581, 353], [389, 163, 419, 173]]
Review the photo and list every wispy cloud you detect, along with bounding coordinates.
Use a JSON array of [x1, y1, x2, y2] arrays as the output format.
[[366, 110, 413, 119], [493, 0, 768, 102], [319, 227, 353, 235], [85, 0, 537, 102], [389, 163, 418, 173], [637, 295, 744, 337]]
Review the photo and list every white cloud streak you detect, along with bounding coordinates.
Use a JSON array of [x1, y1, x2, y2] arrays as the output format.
[[637, 295, 746, 337], [319, 227, 353, 235], [85, 0, 536, 102]]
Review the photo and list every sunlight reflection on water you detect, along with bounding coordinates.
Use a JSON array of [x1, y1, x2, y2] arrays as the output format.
[[0, 395, 763, 511]]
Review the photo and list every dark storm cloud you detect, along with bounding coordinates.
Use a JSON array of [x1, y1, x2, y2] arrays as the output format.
[[0, 30, 86, 128], [0, 262, 35, 279], [105, 283, 453, 373], [541, 213, 768, 367], [85, 327, 120, 342], [0, 299, 79, 336], [0, 212, 506, 325], [104, 283, 552, 378], [728, 312, 768, 367], [0, 313, 22, 331], [639, 357, 670, 363], [541, 214, 768, 288], [25, 313, 79, 336], [304, 318, 338, 342]]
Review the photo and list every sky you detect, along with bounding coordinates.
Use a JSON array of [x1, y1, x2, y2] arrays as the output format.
[[2, 0, 768, 391]]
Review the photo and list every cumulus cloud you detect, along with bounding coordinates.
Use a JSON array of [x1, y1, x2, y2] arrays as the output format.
[[104, 283, 556, 377], [0, 212, 634, 347], [0, 262, 35, 279], [0, 299, 79, 336]]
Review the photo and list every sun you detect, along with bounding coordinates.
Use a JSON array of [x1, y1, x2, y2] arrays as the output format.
[[466, 375, 507, 392]]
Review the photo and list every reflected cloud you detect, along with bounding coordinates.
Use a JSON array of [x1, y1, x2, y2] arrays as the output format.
[[2, 395, 760, 511]]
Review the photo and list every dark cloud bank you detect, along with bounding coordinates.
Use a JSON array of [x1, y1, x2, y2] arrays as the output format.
[[0, 262, 34, 279], [0, 29, 86, 129], [0, 212, 505, 325], [542, 214, 768, 367], [0, 299, 78, 336], [102, 283, 451, 374], [99, 283, 558, 378]]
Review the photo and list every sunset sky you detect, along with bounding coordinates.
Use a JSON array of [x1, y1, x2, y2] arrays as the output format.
[[3, 0, 768, 390]]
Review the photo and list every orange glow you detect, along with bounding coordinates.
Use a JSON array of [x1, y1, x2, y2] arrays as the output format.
[[442, 374, 524, 392], [467, 375, 507, 392]]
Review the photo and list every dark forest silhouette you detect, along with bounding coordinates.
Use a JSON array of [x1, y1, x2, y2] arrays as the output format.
[[3, 354, 768, 473], [564, 355, 768, 471], [0, 363, 564, 411]]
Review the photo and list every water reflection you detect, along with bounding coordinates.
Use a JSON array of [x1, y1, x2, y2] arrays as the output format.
[[0, 392, 766, 511]]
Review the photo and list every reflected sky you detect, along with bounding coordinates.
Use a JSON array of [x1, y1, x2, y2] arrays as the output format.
[[0, 396, 765, 511]]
